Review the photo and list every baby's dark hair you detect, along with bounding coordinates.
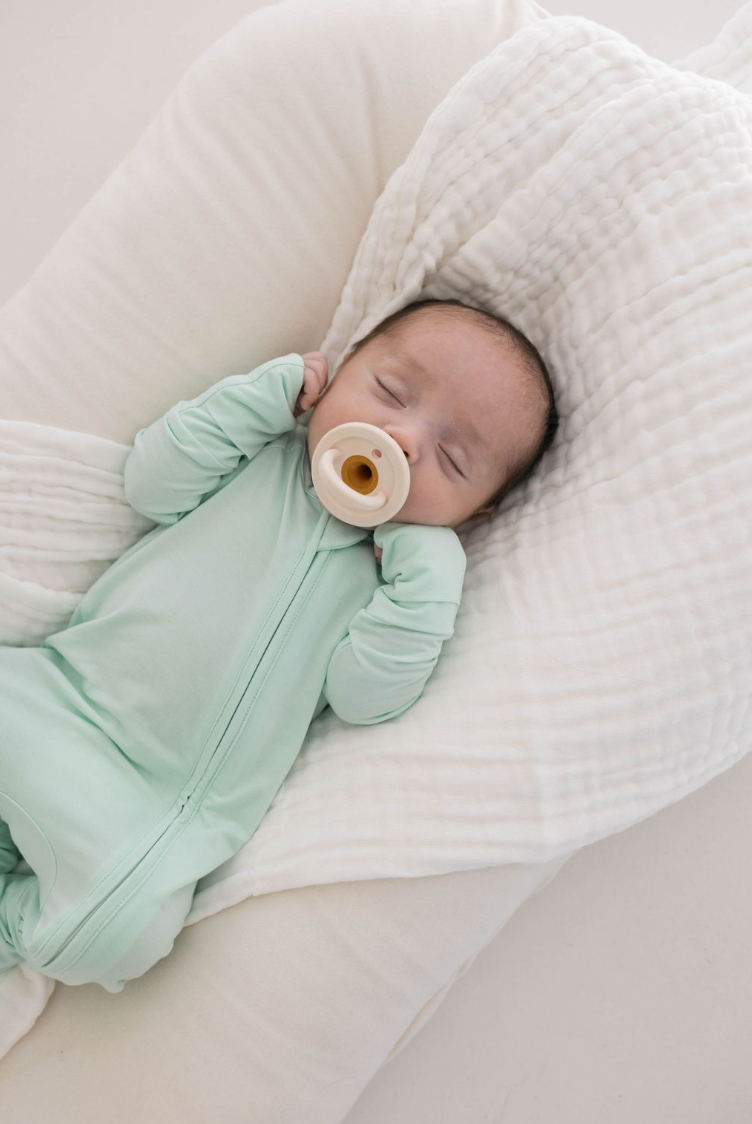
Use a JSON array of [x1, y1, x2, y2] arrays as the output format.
[[343, 298, 559, 511]]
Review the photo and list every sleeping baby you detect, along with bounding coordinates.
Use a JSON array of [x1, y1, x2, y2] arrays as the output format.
[[0, 298, 557, 991]]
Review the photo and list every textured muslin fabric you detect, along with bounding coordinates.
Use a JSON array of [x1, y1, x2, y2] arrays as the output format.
[[189, 6, 752, 905]]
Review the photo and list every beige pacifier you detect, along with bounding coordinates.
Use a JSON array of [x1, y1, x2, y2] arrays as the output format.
[[310, 422, 410, 527]]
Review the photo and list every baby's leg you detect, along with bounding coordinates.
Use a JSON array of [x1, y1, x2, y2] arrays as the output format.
[[0, 645, 199, 990], [68, 883, 196, 992], [0, 645, 250, 991], [0, 647, 60, 973], [0, 672, 34, 971], [0, 817, 19, 874], [0, 817, 194, 988], [0, 872, 39, 972], [0, 817, 29, 971]]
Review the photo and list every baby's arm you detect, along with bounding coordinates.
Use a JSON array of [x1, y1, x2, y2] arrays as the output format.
[[123, 353, 326, 525], [322, 523, 467, 725]]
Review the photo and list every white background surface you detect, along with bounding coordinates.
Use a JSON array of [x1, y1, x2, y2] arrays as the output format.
[[2, 1, 750, 1121]]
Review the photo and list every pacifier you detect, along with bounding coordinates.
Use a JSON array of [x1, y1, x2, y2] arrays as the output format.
[[310, 422, 410, 527]]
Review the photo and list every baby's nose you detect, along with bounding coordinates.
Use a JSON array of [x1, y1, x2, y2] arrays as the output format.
[[384, 424, 419, 464]]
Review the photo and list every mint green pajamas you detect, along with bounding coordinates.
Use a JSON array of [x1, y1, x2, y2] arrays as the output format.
[[0, 355, 466, 990]]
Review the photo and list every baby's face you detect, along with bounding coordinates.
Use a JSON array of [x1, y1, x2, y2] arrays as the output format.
[[306, 309, 540, 529]]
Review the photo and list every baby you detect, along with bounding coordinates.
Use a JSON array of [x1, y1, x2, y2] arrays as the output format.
[[0, 298, 557, 991]]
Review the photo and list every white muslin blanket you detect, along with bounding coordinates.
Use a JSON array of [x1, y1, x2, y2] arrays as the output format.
[[2, 8, 751, 1056]]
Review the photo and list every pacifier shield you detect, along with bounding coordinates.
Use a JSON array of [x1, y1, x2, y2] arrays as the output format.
[[310, 422, 410, 527]]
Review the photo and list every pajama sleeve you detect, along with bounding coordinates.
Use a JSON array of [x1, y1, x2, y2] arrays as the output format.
[[123, 354, 305, 525], [322, 522, 467, 725]]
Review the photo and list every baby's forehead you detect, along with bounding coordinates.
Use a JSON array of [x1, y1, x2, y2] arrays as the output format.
[[386, 307, 484, 342], [379, 311, 522, 387], [383, 307, 514, 362]]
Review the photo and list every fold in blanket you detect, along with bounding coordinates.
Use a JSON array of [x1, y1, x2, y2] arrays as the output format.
[[0, 422, 151, 646], [1, 6, 751, 1057]]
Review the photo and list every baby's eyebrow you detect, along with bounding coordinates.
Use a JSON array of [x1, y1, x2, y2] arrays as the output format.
[[446, 421, 488, 474], [391, 350, 430, 381], [450, 416, 488, 458]]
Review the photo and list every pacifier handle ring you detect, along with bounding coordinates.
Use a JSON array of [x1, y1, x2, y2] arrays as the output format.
[[320, 449, 386, 511]]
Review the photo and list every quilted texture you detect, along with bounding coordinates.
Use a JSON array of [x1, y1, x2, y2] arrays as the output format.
[[195, 8, 752, 907]]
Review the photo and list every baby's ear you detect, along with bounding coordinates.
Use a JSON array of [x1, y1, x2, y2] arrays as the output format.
[[453, 505, 494, 531]]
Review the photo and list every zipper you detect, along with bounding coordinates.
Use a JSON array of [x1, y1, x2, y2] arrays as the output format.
[[37, 513, 331, 971], [36, 807, 184, 968], [174, 510, 329, 808], [178, 547, 330, 816]]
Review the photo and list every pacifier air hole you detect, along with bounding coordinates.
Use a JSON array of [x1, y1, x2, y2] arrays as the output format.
[[341, 455, 378, 495]]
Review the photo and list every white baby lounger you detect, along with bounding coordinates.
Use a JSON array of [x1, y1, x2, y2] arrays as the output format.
[[2, 0, 752, 1120]]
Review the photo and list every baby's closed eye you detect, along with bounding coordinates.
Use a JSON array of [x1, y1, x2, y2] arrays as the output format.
[[373, 376, 404, 404]]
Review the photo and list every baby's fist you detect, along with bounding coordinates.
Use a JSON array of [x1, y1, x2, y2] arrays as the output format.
[[294, 352, 329, 416]]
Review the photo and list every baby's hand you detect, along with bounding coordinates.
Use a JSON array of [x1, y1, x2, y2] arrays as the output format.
[[373, 543, 383, 565], [294, 352, 329, 417]]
